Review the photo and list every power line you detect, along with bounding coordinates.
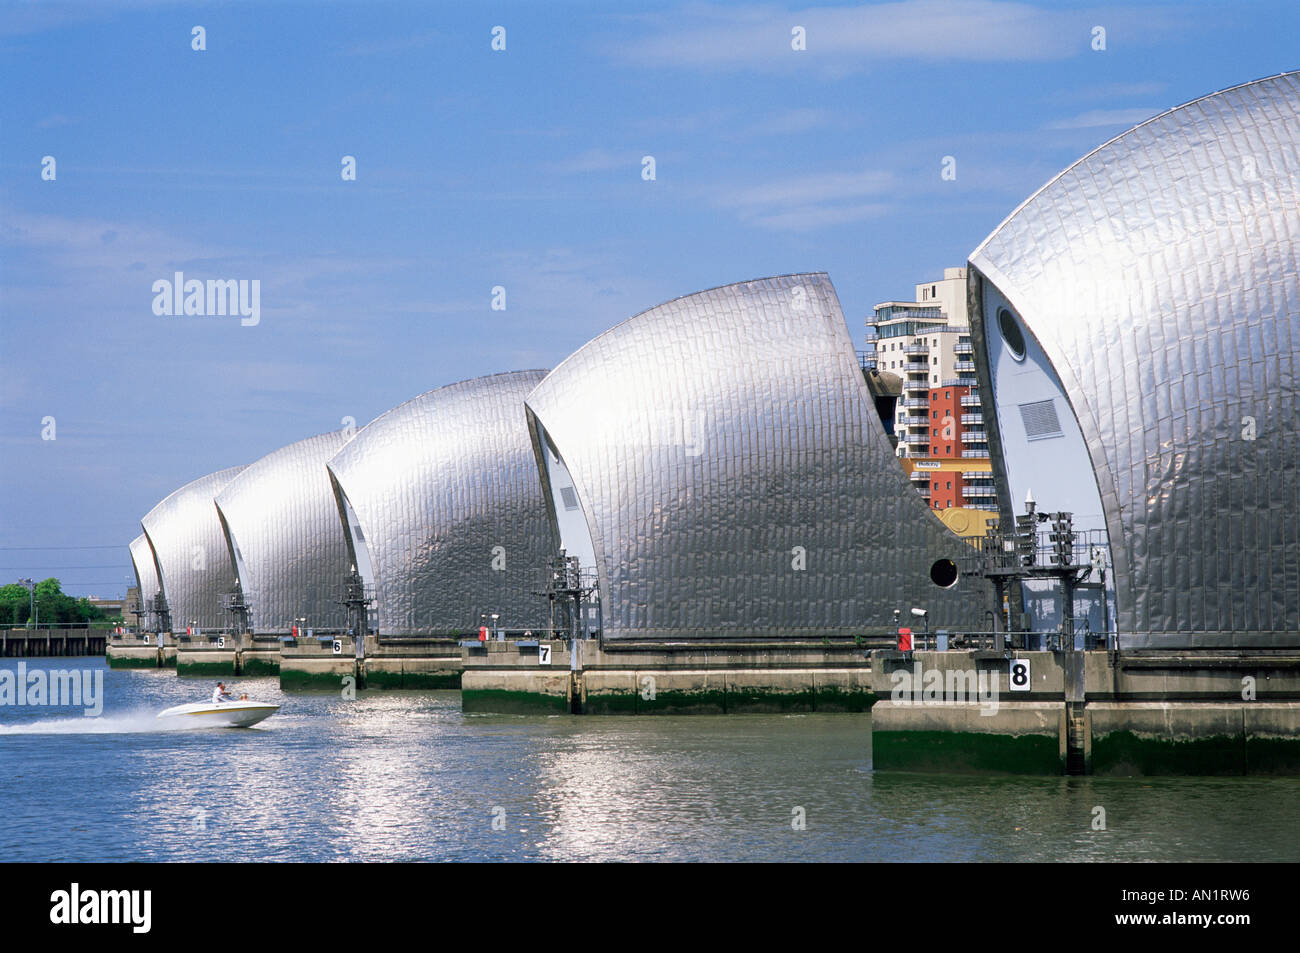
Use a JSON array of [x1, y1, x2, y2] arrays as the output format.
[[0, 545, 125, 551], [0, 565, 131, 570]]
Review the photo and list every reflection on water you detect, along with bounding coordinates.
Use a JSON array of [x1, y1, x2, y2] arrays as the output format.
[[0, 659, 1296, 861]]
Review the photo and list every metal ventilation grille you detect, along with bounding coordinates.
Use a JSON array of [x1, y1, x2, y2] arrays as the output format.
[[559, 485, 580, 511], [1019, 399, 1063, 441]]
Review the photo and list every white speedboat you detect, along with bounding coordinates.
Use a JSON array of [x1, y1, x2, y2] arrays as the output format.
[[156, 699, 280, 728]]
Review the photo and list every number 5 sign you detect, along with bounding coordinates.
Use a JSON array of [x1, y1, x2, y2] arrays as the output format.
[[1009, 658, 1031, 692]]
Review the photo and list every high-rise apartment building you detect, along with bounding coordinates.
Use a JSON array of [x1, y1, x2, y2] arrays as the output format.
[[865, 267, 996, 536]]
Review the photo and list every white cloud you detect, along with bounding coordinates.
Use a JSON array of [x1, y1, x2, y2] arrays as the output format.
[[708, 167, 894, 230], [1043, 107, 1161, 130], [717, 168, 893, 207], [609, 0, 1168, 70], [750, 202, 891, 229], [549, 148, 638, 175]]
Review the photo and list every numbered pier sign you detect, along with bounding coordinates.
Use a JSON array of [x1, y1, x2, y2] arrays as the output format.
[[538, 643, 552, 666], [331, 639, 342, 655], [1009, 658, 1031, 692]]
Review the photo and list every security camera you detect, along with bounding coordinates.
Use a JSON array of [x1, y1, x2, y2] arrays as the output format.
[[910, 607, 927, 617]]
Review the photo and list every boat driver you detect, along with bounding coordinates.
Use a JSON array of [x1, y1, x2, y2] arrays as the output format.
[[212, 681, 234, 705]]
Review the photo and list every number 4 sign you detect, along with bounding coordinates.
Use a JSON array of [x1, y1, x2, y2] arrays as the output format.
[[1010, 658, 1031, 692]]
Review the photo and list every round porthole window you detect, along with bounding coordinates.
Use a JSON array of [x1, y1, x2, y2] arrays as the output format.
[[998, 307, 1026, 362], [930, 558, 959, 589]]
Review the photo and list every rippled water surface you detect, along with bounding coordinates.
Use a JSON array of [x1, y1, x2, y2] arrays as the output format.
[[1, 659, 1297, 862]]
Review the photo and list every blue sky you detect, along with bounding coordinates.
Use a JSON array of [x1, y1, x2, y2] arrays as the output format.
[[2, 0, 1297, 596]]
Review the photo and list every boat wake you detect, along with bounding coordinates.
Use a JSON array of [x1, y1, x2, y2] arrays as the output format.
[[0, 710, 216, 735]]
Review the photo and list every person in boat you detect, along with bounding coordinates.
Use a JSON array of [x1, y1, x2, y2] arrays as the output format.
[[212, 681, 234, 705]]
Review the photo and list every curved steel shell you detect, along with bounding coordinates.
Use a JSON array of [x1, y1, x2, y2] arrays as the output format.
[[525, 273, 977, 640], [215, 432, 355, 634], [141, 466, 246, 631], [326, 370, 557, 635], [128, 533, 161, 613], [970, 73, 1300, 646]]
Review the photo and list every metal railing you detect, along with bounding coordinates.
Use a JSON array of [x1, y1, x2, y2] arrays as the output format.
[[905, 629, 1111, 652], [0, 621, 115, 630]]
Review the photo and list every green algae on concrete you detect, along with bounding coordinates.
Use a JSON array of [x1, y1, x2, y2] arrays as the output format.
[[107, 652, 162, 669], [1091, 730, 1246, 776], [1245, 736, 1300, 774], [280, 668, 355, 692], [363, 667, 461, 690], [812, 686, 876, 713], [176, 658, 237, 677], [462, 688, 569, 715], [239, 656, 280, 677], [873, 729, 1060, 775], [633, 687, 728, 715]]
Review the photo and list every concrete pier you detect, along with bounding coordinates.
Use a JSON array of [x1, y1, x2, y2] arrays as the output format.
[[870, 649, 1300, 776], [279, 635, 462, 691], [461, 639, 877, 715], [173, 633, 281, 677], [107, 632, 176, 668]]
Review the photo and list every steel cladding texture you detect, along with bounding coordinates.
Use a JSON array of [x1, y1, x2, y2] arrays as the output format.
[[524, 273, 978, 640], [128, 533, 161, 611], [970, 73, 1300, 647], [326, 370, 557, 635], [215, 432, 354, 634], [140, 466, 246, 631]]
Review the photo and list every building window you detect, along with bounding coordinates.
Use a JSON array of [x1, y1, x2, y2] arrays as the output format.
[[946, 481, 952, 490], [945, 391, 951, 399]]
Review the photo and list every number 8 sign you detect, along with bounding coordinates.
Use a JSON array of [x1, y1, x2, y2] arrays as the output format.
[[1010, 658, 1031, 692]]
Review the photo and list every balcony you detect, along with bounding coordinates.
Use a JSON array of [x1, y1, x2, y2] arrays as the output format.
[[962, 430, 989, 443], [962, 485, 997, 498], [954, 341, 973, 354], [954, 361, 976, 372], [909, 469, 931, 482], [960, 395, 981, 407], [961, 449, 991, 458], [901, 398, 929, 408], [902, 433, 930, 445], [904, 343, 930, 356], [960, 413, 983, 425], [917, 487, 931, 499]]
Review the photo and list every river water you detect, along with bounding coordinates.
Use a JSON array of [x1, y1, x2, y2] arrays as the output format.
[[1, 658, 1296, 862]]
